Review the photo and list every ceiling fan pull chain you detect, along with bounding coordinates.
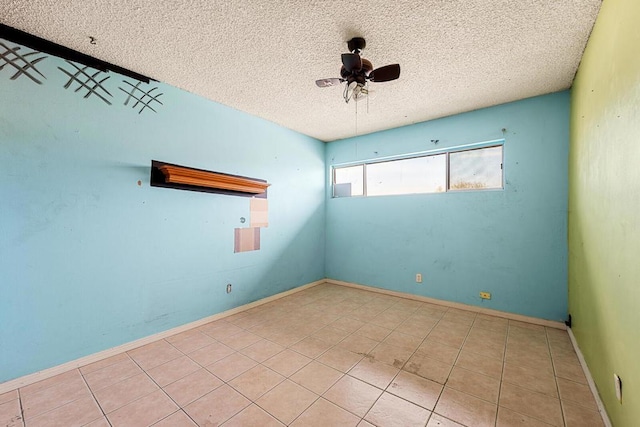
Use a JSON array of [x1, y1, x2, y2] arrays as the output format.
[[355, 99, 358, 136], [367, 83, 370, 114]]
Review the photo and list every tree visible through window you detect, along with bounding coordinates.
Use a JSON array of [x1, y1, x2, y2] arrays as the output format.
[[449, 146, 503, 191]]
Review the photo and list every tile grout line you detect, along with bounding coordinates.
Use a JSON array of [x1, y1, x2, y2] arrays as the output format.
[[104, 353, 157, 423], [122, 342, 203, 427], [363, 305, 471, 425], [302, 317, 369, 421], [494, 320, 511, 427], [288, 297, 423, 425], [502, 324, 566, 426], [361, 303, 422, 412], [251, 380, 309, 425], [199, 316, 324, 426], [426, 307, 469, 425], [225, 364, 287, 411], [281, 304, 385, 425], [425, 307, 506, 424], [442, 311, 501, 425], [426, 314, 509, 423], [399, 305, 448, 416], [256, 305, 336, 427], [322, 289, 432, 424], [285, 393, 324, 426], [18, 370, 101, 425], [336, 303, 418, 426], [77, 367, 112, 427], [546, 327, 568, 427], [338, 290, 498, 423], [148, 343, 209, 427], [17, 387, 25, 427], [150, 338, 227, 426]]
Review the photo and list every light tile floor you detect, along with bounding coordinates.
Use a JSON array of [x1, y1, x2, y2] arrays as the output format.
[[0, 284, 605, 427]]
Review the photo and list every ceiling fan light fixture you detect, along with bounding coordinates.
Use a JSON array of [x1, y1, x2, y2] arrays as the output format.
[[316, 37, 400, 103], [353, 85, 376, 102], [343, 81, 359, 103]]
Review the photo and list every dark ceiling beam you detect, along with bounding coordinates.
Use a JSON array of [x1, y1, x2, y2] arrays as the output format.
[[0, 23, 153, 83]]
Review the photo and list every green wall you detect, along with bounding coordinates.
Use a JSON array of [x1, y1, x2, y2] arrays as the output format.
[[569, 0, 640, 425]]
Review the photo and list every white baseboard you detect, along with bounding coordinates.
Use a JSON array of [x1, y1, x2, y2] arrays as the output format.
[[0, 279, 324, 394], [1, 277, 568, 394], [567, 327, 613, 427], [325, 278, 567, 329]]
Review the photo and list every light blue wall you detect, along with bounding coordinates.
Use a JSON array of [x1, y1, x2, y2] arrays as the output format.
[[0, 44, 325, 382], [0, 38, 570, 383], [325, 92, 569, 321]]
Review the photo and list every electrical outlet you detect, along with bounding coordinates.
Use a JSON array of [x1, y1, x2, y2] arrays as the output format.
[[614, 374, 622, 402], [416, 273, 422, 283], [479, 292, 491, 300], [226, 284, 232, 294]]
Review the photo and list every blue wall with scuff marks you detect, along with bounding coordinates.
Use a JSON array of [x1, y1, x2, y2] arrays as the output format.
[[0, 35, 571, 384], [325, 92, 569, 321], [0, 44, 326, 383]]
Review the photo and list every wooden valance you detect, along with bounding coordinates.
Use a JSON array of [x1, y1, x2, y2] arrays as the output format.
[[150, 160, 269, 197]]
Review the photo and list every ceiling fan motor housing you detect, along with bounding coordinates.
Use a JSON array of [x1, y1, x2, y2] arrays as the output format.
[[340, 58, 373, 80], [348, 74, 367, 86], [347, 37, 366, 53]]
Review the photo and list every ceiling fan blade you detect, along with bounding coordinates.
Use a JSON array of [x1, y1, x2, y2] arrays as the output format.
[[341, 53, 362, 72], [369, 64, 401, 82], [315, 78, 343, 88]]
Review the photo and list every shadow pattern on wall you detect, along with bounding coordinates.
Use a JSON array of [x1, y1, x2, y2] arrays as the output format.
[[0, 40, 163, 114], [0, 41, 47, 83]]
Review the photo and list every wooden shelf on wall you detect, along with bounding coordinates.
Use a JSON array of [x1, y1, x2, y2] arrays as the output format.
[[159, 164, 269, 193], [150, 160, 269, 197]]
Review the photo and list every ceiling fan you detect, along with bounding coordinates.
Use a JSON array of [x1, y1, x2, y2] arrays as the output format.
[[315, 37, 401, 103]]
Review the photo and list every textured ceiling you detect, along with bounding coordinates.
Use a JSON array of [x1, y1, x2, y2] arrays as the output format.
[[1, 1, 601, 142]]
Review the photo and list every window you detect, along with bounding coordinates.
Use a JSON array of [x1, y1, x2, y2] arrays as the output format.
[[333, 164, 364, 197], [332, 143, 503, 197], [367, 155, 447, 196], [449, 146, 503, 191]]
